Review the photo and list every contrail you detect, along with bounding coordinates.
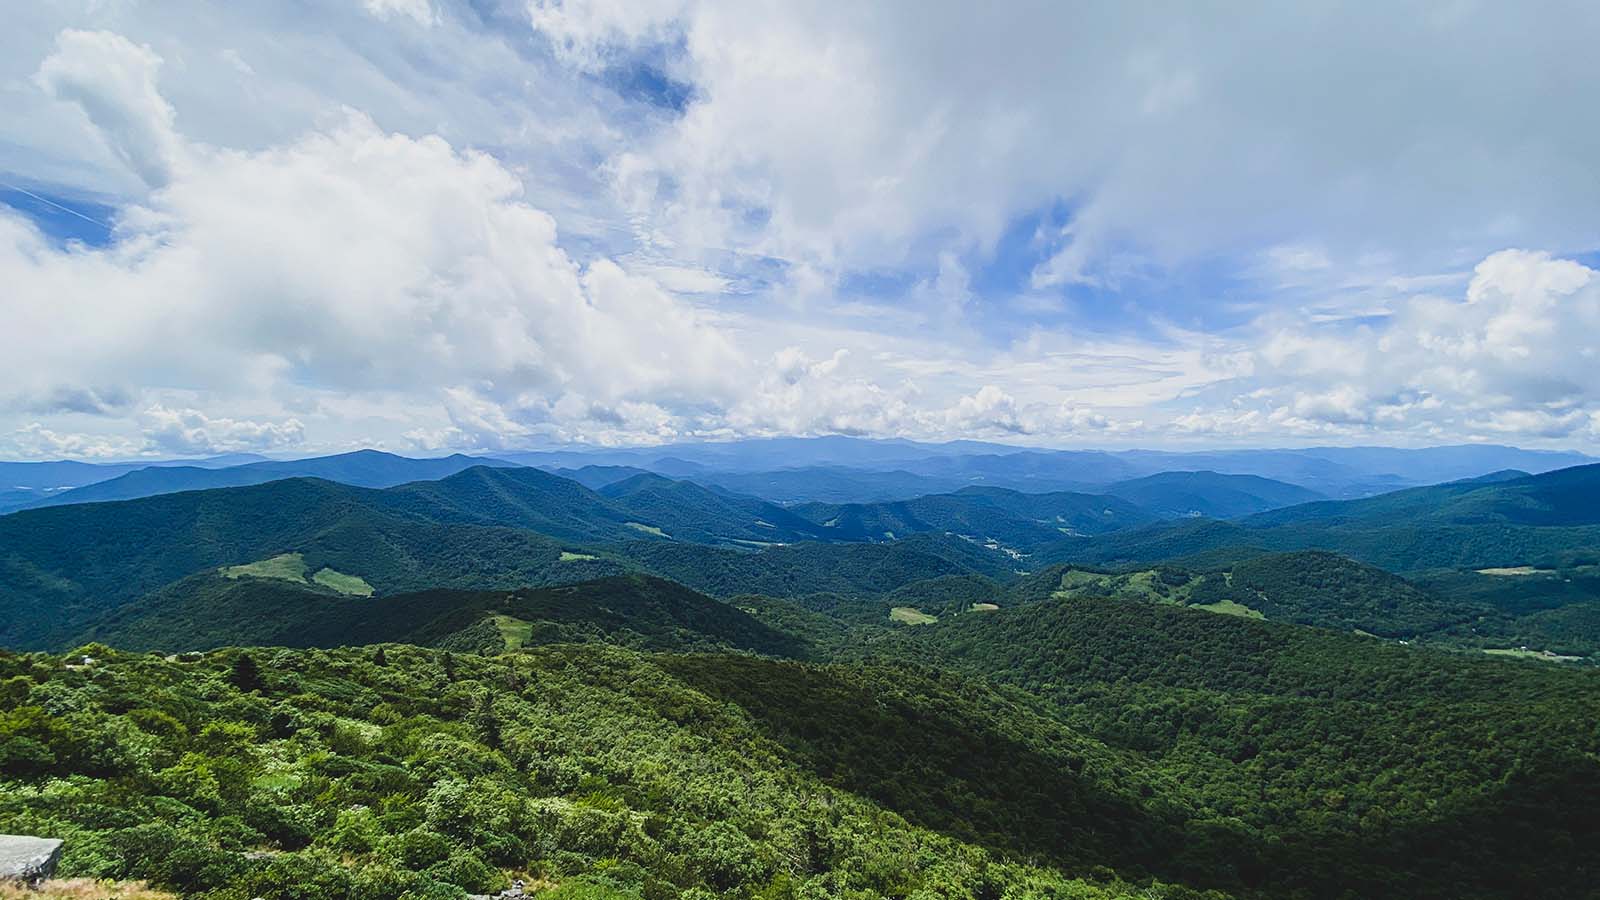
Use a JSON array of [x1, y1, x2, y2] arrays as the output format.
[[0, 180, 113, 231]]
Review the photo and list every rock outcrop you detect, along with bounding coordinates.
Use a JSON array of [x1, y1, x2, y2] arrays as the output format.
[[0, 835, 64, 883], [467, 879, 526, 900]]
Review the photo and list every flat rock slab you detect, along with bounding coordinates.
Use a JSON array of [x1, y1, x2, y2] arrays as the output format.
[[0, 835, 64, 881]]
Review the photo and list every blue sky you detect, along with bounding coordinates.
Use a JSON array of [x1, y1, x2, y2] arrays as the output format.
[[2, 0, 1599, 459]]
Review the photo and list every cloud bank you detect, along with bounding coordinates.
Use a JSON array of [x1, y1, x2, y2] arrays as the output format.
[[1, 3, 1598, 458]]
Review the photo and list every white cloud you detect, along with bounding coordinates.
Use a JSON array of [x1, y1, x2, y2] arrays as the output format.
[[4, 33, 745, 452], [546, 1, 1600, 284], [5, 8, 1600, 455], [9, 423, 145, 460], [1187, 250, 1600, 443], [34, 30, 184, 188], [141, 405, 305, 455], [364, 0, 436, 28]]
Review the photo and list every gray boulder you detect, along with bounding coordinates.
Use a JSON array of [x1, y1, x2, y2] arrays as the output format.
[[0, 834, 64, 882]]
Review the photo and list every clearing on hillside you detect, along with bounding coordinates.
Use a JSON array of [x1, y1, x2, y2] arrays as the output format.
[[970, 602, 1000, 612], [559, 551, 598, 561], [1192, 599, 1265, 619], [493, 615, 535, 650], [311, 568, 374, 596], [222, 552, 372, 596], [221, 553, 308, 582], [1483, 647, 1583, 663], [890, 606, 939, 625], [625, 522, 668, 537]]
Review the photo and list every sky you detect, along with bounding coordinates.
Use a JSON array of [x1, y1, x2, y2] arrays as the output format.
[[2, 0, 1599, 460]]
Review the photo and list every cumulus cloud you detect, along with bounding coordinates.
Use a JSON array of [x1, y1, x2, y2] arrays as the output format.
[[1182, 250, 1600, 442], [141, 406, 305, 455], [5, 31, 748, 452], [9, 423, 145, 460]]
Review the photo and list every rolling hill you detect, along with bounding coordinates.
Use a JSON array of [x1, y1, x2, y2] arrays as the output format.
[[875, 592, 1600, 897], [1101, 470, 1324, 518], [0, 475, 642, 649], [0, 468, 1022, 650], [1011, 551, 1481, 637], [595, 472, 832, 544], [1049, 464, 1600, 573], [81, 573, 806, 657], [793, 486, 1153, 551]]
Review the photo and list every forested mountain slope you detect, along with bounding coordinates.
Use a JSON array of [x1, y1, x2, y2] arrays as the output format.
[[793, 486, 1152, 550], [82, 574, 805, 658], [1100, 471, 1324, 518], [0, 467, 1026, 650], [1045, 464, 1600, 572], [595, 473, 832, 544], [1011, 551, 1481, 637], [0, 475, 638, 649], [871, 595, 1600, 898]]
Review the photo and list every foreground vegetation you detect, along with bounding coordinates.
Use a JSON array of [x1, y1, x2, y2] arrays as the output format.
[[0, 643, 1214, 900]]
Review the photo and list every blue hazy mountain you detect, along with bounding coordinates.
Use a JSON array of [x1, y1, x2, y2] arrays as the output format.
[[0, 453, 272, 512], [503, 438, 1593, 502], [1101, 470, 1325, 518], [12, 450, 522, 511], [1048, 463, 1600, 573]]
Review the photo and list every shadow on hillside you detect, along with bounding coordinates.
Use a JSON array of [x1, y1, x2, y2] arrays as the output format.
[[660, 653, 1600, 900], [1266, 750, 1600, 900], [657, 654, 1199, 883]]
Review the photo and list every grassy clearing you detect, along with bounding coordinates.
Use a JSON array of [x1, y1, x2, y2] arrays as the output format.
[[1483, 647, 1584, 663], [1192, 599, 1265, 620], [560, 551, 599, 561], [1476, 566, 1547, 576], [222, 552, 371, 596], [221, 552, 306, 582], [311, 567, 374, 596], [1053, 568, 1203, 606], [890, 606, 939, 625], [625, 522, 668, 537], [493, 614, 535, 650], [0, 881, 177, 900], [970, 602, 1000, 612]]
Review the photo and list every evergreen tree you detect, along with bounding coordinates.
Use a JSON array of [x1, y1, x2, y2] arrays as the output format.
[[229, 652, 264, 693], [471, 689, 500, 748]]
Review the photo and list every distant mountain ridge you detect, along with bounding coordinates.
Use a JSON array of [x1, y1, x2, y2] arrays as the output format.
[[509, 438, 1593, 502], [792, 486, 1153, 551], [1046, 463, 1600, 572], [11, 449, 521, 511], [5, 439, 1588, 513], [1101, 470, 1325, 518]]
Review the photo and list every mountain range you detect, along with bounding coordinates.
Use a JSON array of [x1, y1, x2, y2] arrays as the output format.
[[3, 441, 1599, 900], [5, 438, 1590, 514]]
